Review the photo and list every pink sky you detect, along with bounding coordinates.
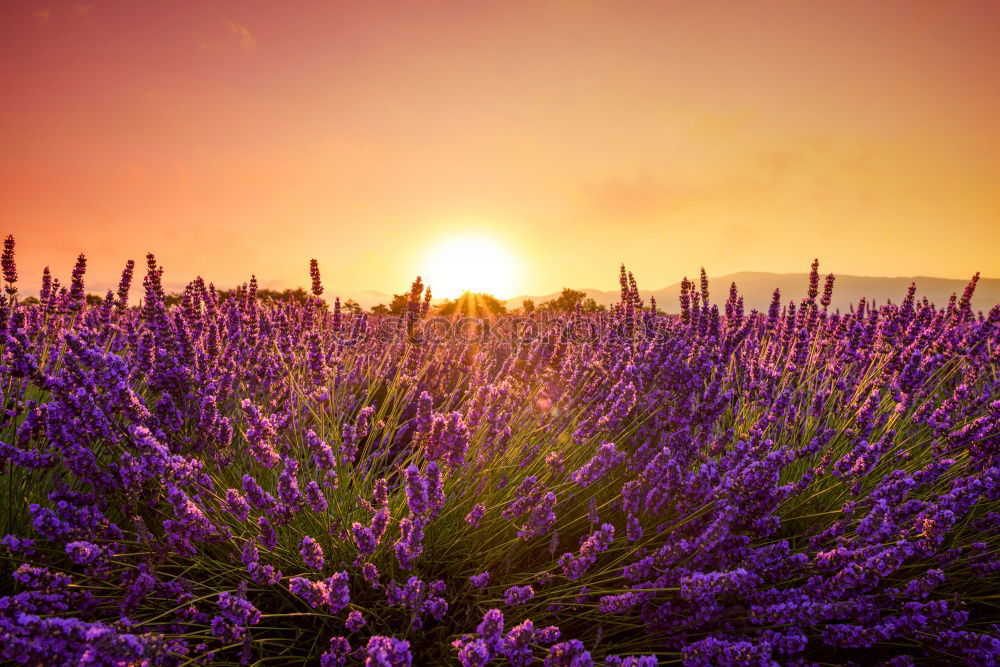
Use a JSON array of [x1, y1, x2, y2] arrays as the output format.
[[2, 0, 999, 297]]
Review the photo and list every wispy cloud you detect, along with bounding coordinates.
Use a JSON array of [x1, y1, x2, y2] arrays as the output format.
[[578, 173, 696, 221], [224, 20, 256, 51], [32, 8, 52, 23], [72, 3, 94, 23]]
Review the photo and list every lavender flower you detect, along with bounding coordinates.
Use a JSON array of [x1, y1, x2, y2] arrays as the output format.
[[503, 585, 534, 607], [394, 517, 425, 570], [352, 522, 377, 555], [456, 638, 491, 667], [465, 503, 485, 528], [559, 524, 614, 580], [2, 234, 17, 295], [68, 253, 87, 308], [345, 610, 366, 632], [224, 489, 251, 521], [544, 639, 593, 666], [305, 429, 337, 470], [362, 562, 381, 588], [321, 637, 351, 666], [364, 636, 412, 666], [309, 259, 324, 296], [300, 535, 325, 570], [0, 237, 996, 665], [306, 480, 328, 512], [571, 442, 625, 487]]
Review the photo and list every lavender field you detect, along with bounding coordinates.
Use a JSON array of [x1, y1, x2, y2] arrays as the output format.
[[0, 235, 998, 665]]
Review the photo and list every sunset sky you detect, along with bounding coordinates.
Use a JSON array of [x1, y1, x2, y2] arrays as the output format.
[[2, 0, 999, 299]]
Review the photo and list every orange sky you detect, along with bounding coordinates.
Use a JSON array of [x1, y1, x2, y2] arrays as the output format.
[[2, 0, 999, 298]]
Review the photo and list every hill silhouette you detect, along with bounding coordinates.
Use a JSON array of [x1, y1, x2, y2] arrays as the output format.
[[506, 272, 999, 313]]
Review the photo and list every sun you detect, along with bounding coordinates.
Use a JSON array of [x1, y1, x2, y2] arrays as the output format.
[[421, 236, 518, 300]]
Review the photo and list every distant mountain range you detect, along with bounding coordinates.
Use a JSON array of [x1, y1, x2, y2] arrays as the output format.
[[276, 272, 998, 313], [504, 272, 1000, 314]]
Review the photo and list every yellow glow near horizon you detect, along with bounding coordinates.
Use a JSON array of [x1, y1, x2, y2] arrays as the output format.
[[422, 236, 518, 300]]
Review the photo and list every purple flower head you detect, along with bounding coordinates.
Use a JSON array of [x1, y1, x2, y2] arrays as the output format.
[[289, 576, 327, 608], [570, 442, 624, 487], [385, 575, 448, 630], [277, 457, 305, 513], [476, 608, 505, 654], [559, 523, 614, 581], [116, 259, 135, 309], [371, 507, 390, 541], [415, 391, 434, 432], [309, 259, 324, 296], [300, 535, 325, 570], [424, 411, 470, 467], [808, 258, 820, 301], [821, 272, 836, 309], [352, 522, 377, 555], [544, 639, 593, 666], [248, 562, 282, 585], [503, 585, 534, 607], [373, 477, 389, 507], [288, 572, 349, 612], [224, 489, 251, 522], [65, 540, 102, 566], [538, 626, 562, 645], [305, 429, 337, 470], [1, 534, 36, 555], [242, 475, 277, 513], [503, 619, 538, 666], [321, 637, 351, 667], [426, 462, 446, 517], [163, 485, 219, 556], [625, 514, 642, 543], [394, 517, 424, 570], [306, 481, 328, 512], [68, 253, 87, 307], [364, 635, 412, 666], [241, 400, 280, 468], [361, 562, 381, 588], [258, 516, 278, 551], [212, 589, 262, 642], [2, 234, 17, 294], [324, 571, 351, 612], [456, 638, 491, 667], [241, 542, 259, 566], [465, 503, 486, 528], [517, 491, 557, 540], [404, 464, 429, 517], [345, 610, 366, 632]]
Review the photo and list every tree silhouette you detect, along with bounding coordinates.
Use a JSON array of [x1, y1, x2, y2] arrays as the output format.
[[538, 288, 605, 313], [436, 292, 506, 318], [371, 293, 409, 315]]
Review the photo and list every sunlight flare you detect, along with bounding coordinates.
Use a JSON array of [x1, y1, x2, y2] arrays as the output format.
[[421, 235, 518, 300]]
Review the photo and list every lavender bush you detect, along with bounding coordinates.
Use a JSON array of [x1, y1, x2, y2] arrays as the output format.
[[0, 235, 997, 665]]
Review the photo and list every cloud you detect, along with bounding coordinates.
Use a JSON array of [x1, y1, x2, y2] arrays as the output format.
[[72, 4, 94, 22], [32, 8, 52, 23], [224, 20, 256, 51], [578, 173, 696, 221]]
